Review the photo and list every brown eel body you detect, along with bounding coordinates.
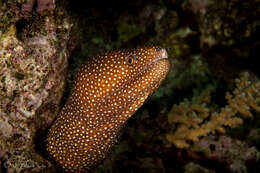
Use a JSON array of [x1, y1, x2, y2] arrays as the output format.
[[46, 46, 171, 172]]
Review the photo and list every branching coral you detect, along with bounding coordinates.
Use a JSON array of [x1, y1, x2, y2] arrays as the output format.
[[166, 72, 260, 148]]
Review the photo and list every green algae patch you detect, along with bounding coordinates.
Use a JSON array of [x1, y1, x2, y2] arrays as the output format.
[[116, 22, 145, 47]]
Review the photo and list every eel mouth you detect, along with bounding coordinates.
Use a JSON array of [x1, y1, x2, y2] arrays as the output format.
[[153, 47, 169, 63], [144, 48, 169, 71]]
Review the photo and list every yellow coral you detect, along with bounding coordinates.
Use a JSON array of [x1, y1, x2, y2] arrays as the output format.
[[166, 72, 260, 148]]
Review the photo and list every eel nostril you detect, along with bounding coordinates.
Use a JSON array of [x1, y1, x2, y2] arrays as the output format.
[[155, 47, 162, 52]]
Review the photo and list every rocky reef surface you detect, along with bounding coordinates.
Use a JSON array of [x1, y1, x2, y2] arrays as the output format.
[[0, 0, 73, 172]]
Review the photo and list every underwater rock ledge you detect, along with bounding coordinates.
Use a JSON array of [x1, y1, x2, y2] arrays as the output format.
[[0, 0, 73, 172]]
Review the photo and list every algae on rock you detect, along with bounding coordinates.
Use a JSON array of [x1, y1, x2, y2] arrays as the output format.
[[0, 0, 73, 172]]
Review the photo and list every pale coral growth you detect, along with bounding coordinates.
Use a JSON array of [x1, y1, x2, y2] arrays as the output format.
[[0, 118, 13, 138], [21, 0, 56, 16], [21, 0, 35, 16], [37, 0, 56, 13], [191, 135, 259, 173], [166, 72, 260, 148], [188, 0, 208, 14], [226, 72, 260, 118]]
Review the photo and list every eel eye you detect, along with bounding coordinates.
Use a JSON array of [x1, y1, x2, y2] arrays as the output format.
[[125, 55, 136, 65]]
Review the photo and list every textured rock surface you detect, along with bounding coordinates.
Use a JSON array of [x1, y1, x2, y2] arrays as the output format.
[[0, 0, 73, 172]]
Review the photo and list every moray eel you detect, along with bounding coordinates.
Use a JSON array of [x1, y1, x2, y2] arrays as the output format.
[[47, 46, 170, 172]]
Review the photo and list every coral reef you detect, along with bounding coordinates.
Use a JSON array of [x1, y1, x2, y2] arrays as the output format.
[[188, 135, 259, 173], [166, 72, 260, 148], [22, 0, 56, 16], [185, 0, 260, 47], [1, 0, 260, 172], [0, 0, 73, 172]]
